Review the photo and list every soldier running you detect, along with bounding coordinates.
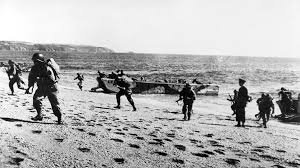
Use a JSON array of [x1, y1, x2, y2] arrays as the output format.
[[6, 60, 26, 95], [257, 93, 275, 128], [25, 53, 62, 124], [114, 76, 137, 111], [177, 83, 196, 121], [74, 73, 84, 91]]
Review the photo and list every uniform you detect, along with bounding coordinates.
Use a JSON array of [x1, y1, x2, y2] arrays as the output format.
[[179, 84, 196, 120], [7, 61, 25, 94], [114, 76, 136, 111], [26, 53, 62, 124]]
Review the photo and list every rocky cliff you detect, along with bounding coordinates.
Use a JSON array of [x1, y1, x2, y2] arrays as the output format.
[[0, 41, 114, 53]]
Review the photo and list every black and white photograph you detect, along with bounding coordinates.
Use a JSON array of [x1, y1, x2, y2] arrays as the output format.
[[0, 0, 299, 167]]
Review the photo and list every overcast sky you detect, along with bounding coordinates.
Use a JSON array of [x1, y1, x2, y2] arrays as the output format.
[[0, 0, 299, 57]]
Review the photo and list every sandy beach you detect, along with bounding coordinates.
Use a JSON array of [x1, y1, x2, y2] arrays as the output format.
[[0, 70, 300, 168]]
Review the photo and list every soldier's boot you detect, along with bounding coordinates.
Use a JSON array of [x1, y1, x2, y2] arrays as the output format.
[[57, 115, 62, 125], [32, 110, 43, 121], [187, 111, 191, 120], [183, 113, 187, 121]]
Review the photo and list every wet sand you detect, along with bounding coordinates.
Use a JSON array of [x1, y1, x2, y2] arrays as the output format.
[[0, 71, 300, 168]]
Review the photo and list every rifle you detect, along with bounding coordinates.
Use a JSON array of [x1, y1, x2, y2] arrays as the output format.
[[227, 94, 234, 102], [176, 98, 182, 105]]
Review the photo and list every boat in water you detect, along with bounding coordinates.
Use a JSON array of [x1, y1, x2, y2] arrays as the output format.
[[275, 98, 300, 122], [97, 77, 219, 95]]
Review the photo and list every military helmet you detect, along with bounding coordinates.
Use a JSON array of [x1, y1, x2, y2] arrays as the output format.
[[32, 53, 45, 62], [8, 60, 14, 64], [185, 83, 191, 88]]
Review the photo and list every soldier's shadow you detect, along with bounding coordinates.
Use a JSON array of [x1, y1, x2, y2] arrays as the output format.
[[0, 117, 56, 125]]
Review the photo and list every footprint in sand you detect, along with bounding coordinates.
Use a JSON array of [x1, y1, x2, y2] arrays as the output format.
[[276, 149, 286, 153], [250, 158, 261, 162], [191, 153, 209, 157], [214, 149, 225, 155], [212, 144, 225, 148], [32, 130, 42, 134], [174, 145, 186, 151], [15, 124, 22, 127], [197, 145, 204, 148], [149, 134, 158, 138], [114, 132, 126, 135], [129, 144, 140, 149], [286, 161, 300, 167], [208, 140, 219, 145], [172, 158, 184, 164], [76, 128, 85, 132], [166, 133, 176, 138], [131, 125, 141, 129], [114, 158, 125, 164], [78, 147, 90, 152], [111, 138, 124, 143], [55, 138, 64, 142], [252, 149, 265, 153], [204, 134, 214, 137], [271, 165, 286, 168], [259, 154, 278, 161], [190, 139, 200, 144], [238, 141, 252, 145], [202, 150, 215, 155], [164, 138, 172, 142], [225, 158, 240, 165], [153, 151, 168, 156], [136, 136, 144, 140], [256, 145, 270, 149], [149, 141, 164, 145], [8, 157, 24, 166]]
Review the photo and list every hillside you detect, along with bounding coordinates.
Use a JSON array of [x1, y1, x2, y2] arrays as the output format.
[[0, 41, 114, 53]]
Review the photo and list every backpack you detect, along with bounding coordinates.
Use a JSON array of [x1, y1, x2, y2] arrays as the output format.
[[46, 58, 60, 81], [259, 97, 273, 111]]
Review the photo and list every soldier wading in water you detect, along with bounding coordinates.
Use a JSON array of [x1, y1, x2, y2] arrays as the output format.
[[25, 53, 62, 124], [177, 83, 196, 121]]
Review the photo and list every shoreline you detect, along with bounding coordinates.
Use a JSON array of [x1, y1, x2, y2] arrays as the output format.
[[0, 70, 300, 167]]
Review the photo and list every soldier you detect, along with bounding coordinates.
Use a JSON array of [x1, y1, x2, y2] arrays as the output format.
[[6, 60, 26, 95], [277, 87, 292, 116], [74, 73, 84, 91], [177, 83, 196, 120], [235, 78, 250, 127], [257, 93, 275, 128], [114, 76, 137, 111], [25, 53, 62, 124]]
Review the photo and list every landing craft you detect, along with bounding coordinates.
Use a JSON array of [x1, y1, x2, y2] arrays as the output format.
[[97, 77, 219, 95]]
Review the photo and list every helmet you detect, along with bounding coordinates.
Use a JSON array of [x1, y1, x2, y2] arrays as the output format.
[[32, 53, 45, 62], [185, 83, 191, 88], [8, 60, 14, 65]]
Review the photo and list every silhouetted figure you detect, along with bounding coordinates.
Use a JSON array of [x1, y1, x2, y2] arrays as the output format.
[[256, 93, 274, 128], [74, 73, 84, 91], [235, 78, 250, 127], [177, 83, 196, 120], [25, 53, 62, 124], [91, 71, 106, 92], [6, 60, 26, 95], [114, 76, 136, 111], [227, 89, 238, 115], [278, 87, 292, 116]]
